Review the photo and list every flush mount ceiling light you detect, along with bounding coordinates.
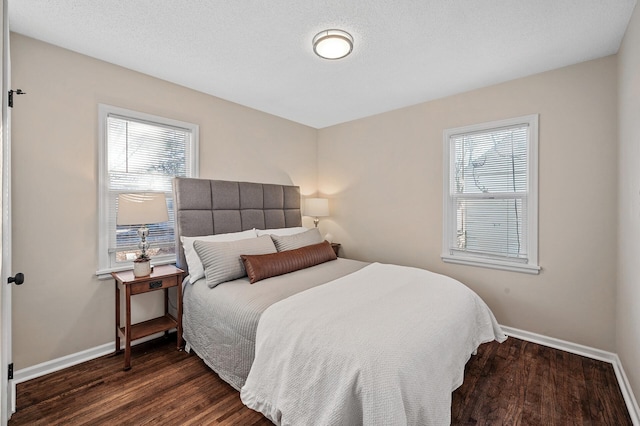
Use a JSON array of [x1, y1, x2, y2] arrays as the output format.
[[312, 29, 353, 60]]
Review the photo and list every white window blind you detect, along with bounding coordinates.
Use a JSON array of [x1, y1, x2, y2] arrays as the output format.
[[97, 105, 199, 276], [442, 115, 539, 274]]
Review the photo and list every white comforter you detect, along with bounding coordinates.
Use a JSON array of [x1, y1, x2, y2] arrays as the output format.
[[240, 262, 506, 425]]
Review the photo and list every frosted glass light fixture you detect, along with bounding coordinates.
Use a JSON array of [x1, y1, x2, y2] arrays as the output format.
[[313, 29, 353, 60], [304, 198, 329, 227]]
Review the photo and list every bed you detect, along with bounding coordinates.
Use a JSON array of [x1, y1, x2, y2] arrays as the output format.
[[173, 177, 506, 425]]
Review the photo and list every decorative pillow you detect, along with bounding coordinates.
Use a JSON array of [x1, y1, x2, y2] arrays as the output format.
[[181, 229, 257, 283], [194, 234, 277, 288], [270, 228, 323, 252], [241, 241, 337, 284], [256, 227, 308, 237]]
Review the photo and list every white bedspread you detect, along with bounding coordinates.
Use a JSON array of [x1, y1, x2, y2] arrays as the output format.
[[240, 262, 506, 425]]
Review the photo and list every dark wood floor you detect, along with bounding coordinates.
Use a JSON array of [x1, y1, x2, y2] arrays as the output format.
[[9, 335, 632, 425]]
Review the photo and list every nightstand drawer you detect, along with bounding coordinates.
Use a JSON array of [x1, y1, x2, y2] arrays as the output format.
[[129, 275, 178, 295]]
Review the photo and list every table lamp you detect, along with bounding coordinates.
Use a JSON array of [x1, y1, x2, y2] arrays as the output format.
[[117, 192, 169, 276], [304, 198, 329, 228]]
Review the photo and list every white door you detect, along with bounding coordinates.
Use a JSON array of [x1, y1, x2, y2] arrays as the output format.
[[0, 0, 13, 423]]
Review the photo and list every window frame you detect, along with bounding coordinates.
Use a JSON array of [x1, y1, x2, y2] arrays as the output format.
[[441, 114, 540, 274], [96, 104, 199, 278]]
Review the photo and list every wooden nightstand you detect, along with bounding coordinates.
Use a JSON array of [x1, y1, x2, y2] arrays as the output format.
[[111, 264, 184, 370], [330, 243, 341, 257]]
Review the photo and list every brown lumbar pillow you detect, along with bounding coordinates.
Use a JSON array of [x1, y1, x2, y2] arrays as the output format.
[[241, 240, 337, 284]]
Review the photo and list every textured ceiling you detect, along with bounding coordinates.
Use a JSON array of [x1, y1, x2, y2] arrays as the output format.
[[9, 0, 637, 129]]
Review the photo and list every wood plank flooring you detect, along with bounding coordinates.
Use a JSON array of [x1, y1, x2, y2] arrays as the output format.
[[9, 335, 632, 425]]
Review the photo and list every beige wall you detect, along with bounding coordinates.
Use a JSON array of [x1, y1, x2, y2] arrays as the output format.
[[10, 33, 317, 369], [9, 26, 631, 386], [618, 3, 640, 405], [318, 56, 619, 351]]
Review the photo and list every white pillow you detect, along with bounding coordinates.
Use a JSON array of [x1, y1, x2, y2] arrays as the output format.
[[256, 227, 308, 237], [181, 229, 257, 283]]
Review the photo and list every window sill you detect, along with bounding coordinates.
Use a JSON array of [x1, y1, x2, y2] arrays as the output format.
[[441, 254, 540, 275], [96, 259, 177, 280]]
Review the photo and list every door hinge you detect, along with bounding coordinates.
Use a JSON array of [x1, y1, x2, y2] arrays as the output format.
[[8, 89, 26, 108], [8, 363, 13, 380]]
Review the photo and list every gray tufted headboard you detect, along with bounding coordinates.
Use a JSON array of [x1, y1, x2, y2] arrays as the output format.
[[172, 177, 302, 274]]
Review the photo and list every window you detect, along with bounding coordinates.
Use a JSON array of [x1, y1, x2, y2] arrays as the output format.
[[97, 105, 198, 276], [442, 114, 539, 274]]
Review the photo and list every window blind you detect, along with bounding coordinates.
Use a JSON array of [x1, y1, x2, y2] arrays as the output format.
[[449, 124, 529, 261], [106, 114, 192, 262]]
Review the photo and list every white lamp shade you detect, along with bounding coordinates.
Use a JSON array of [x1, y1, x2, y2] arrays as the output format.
[[304, 198, 329, 217], [117, 193, 169, 225]]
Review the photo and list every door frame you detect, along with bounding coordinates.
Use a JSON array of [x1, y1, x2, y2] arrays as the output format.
[[0, 0, 12, 422]]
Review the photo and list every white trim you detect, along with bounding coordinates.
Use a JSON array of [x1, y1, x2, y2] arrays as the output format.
[[501, 325, 616, 362], [97, 103, 199, 273], [501, 325, 640, 425], [442, 254, 541, 274], [1, 1, 11, 422], [612, 354, 640, 426], [95, 258, 177, 280], [442, 114, 539, 273], [11, 332, 170, 413], [13, 342, 114, 385]]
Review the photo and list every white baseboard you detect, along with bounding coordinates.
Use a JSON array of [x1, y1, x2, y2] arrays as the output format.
[[10, 327, 640, 425], [501, 325, 640, 426], [11, 332, 167, 414]]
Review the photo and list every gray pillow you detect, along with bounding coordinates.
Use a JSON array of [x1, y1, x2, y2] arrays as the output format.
[[271, 228, 323, 252], [194, 234, 277, 288]]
